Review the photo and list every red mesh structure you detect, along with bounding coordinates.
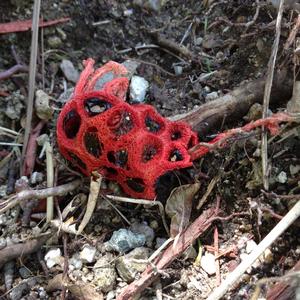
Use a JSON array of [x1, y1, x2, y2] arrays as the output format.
[[57, 59, 198, 199]]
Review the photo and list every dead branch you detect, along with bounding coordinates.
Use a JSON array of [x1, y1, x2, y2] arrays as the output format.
[[149, 32, 196, 63], [117, 206, 218, 300], [169, 70, 293, 135], [0, 179, 82, 214], [0, 233, 52, 269], [0, 64, 28, 81]]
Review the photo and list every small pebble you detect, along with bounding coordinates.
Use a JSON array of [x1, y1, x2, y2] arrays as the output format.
[[130, 222, 155, 247], [246, 240, 257, 254], [69, 254, 83, 270], [276, 171, 287, 184], [30, 172, 44, 185], [116, 247, 150, 282], [80, 244, 97, 263], [200, 252, 216, 275], [194, 37, 203, 46], [173, 65, 183, 75], [290, 165, 300, 176], [47, 36, 62, 48], [60, 59, 79, 83], [0, 237, 7, 250], [0, 214, 8, 225], [19, 267, 31, 279], [205, 91, 218, 101], [44, 248, 62, 268], [35, 90, 53, 120], [129, 76, 149, 103], [94, 253, 116, 292], [105, 228, 146, 253], [106, 290, 116, 300]]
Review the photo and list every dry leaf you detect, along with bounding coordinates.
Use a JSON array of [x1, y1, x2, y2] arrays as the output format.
[[165, 182, 200, 237]]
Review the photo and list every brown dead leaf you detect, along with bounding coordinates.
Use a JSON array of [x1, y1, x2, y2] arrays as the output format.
[[165, 182, 201, 237]]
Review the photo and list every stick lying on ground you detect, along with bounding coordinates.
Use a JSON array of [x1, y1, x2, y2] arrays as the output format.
[[0, 179, 82, 214], [0, 233, 52, 269], [170, 70, 293, 135]]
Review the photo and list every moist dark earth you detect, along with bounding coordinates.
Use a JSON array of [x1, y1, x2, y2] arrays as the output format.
[[0, 1, 300, 299]]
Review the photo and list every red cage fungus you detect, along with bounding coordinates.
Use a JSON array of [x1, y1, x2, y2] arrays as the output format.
[[57, 59, 198, 199]]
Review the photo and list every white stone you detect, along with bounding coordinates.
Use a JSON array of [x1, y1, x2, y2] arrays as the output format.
[[246, 240, 257, 254], [130, 76, 149, 103], [200, 252, 216, 275], [276, 171, 287, 183], [69, 254, 83, 270], [205, 91, 218, 101], [44, 248, 62, 268], [80, 245, 97, 263]]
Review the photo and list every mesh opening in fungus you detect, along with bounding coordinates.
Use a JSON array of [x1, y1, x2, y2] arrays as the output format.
[[171, 131, 182, 140], [107, 110, 134, 136], [63, 109, 81, 139], [126, 178, 145, 193], [84, 128, 102, 158], [145, 116, 162, 133], [142, 145, 158, 162], [169, 149, 183, 162], [84, 97, 112, 116]]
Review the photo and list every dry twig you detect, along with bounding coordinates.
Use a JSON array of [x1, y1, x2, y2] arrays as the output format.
[[0, 233, 52, 269], [0, 179, 81, 214]]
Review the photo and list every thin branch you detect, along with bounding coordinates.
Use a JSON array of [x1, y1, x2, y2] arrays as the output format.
[[0, 64, 28, 81], [0, 233, 52, 268], [0, 179, 81, 214]]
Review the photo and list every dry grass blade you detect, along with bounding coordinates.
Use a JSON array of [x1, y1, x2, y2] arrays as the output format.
[[21, 0, 41, 173], [76, 174, 102, 235], [46, 141, 54, 222], [261, 0, 284, 191]]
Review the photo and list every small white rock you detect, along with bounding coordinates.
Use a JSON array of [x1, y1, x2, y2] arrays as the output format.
[[173, 65, 183, 75], [44, 248, 62, 268], [30, 172, 44, 184], [246, 240, 257, 254], [0, 214, 8, 226], [130, 76, 149, 103], [205, 91, 218, 101], [80, 244, 97, 263], [276, 171, 287, 183], [200, 252, 216, 275], [69, 254, 83, 270]]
